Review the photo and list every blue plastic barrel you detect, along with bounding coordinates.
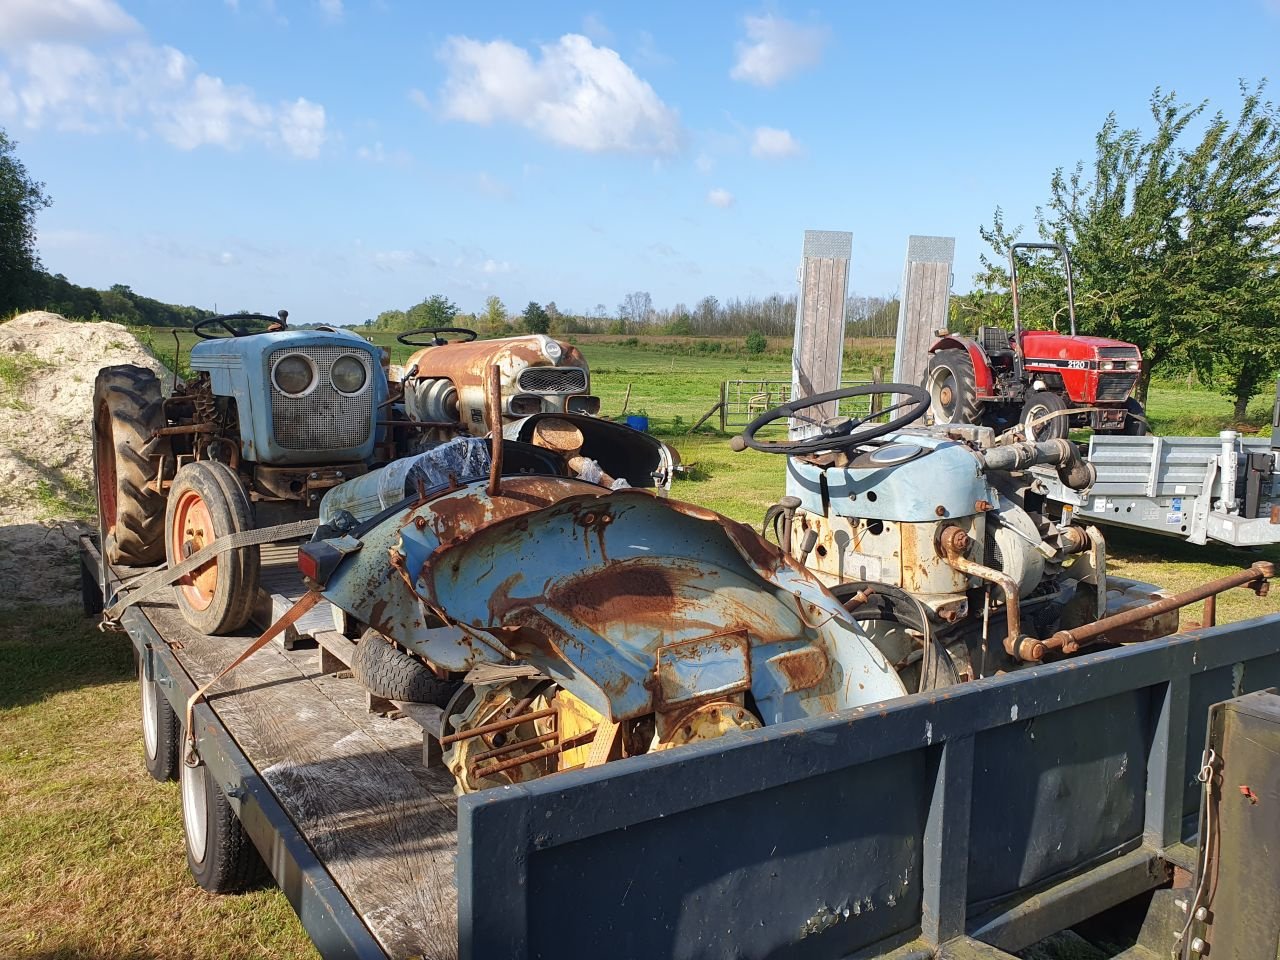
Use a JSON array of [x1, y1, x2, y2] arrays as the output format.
[[625, 415, 649, 432]]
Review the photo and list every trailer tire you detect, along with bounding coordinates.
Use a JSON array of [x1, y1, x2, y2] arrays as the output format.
[[165, 460, 260, 635], [180, 751, 269, 893], [139, 649, 180, 782], [350, 629, 459, 706], [924, 349, 980, 425], [94, 365, 170, 566], [1121, 397, 1149, 436]]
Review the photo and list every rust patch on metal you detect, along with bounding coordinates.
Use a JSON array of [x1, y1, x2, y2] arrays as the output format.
[[772, 646, 829, 692]]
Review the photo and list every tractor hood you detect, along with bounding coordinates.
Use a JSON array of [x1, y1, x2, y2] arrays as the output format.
[[1020, 330, 1142, 358]]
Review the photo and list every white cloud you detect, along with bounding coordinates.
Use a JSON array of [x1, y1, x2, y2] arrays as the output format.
[[357, 140, 410, 165], [0, 10, 327, 157], [707, 187, 734, 208], [437, 33, 680, 154], [751, 126, 801, 158], [730, 14, 828, 87], [481, 259, 511, 274], [317, 0, 343, 22], [0, 0, 138, 51]]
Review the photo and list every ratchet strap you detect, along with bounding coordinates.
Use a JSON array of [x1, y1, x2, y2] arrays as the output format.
[[104, 518, 321, 622], [183, 589, 324, 762]]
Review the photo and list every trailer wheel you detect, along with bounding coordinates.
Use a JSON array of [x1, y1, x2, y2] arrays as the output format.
[[1121, 397, 1149, 436], [350, 629, 459, 705], [93, 365, 170, 566], [924, 350, 980, 425], [1021, 391, 1069, 441], [139, 649, 180, 781], [180, 752, 268, 893], [166, 460, 260, 635]]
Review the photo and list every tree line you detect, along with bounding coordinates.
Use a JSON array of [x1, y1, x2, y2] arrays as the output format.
[[366, 291, 901, 340]]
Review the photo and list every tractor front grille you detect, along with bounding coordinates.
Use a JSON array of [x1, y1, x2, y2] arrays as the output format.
[[1098, 346, 1140, 360], [268, 346, 374, 451], [516, 366, 588, 394], [1096, 373, 1138, 402]]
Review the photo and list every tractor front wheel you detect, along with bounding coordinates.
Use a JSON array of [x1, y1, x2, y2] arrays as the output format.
[[1121, 397, 1149, 436], [93, 365, 170, 566], [924, 349, 980, 425], [165, 460, 260, 635], [1021, 391, 1070, 442]]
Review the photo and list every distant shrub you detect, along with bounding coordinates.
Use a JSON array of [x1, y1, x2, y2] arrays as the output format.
[[621, 336, 640, 347], [745, 332, 767, 355]]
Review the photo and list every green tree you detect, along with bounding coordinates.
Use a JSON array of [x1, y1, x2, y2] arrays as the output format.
[[974, 84, 1280, 412], [0, 129, 53, 314], [745, 331, 767, 355], [522, 301, 550, 335], [483, 295, 506, 329], [406, 294, 459, 330]]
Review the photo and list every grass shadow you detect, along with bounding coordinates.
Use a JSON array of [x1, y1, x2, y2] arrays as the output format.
[[0, 602, 133, 711]]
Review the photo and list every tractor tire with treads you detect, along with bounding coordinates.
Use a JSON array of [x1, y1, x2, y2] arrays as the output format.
[[923, 349, 980, 426], [1021, 391, 1070, 442], [165, 460, 260, 635], [350, 629, 459, 705], [1121, 397, 1149, 436], [93, 365, 170, 566]]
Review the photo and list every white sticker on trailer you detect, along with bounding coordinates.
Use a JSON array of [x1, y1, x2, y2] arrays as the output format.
[[1166, 512, 1183, 524], [1174, 485, 1187, 494], [1093, 497, 1108, 511]]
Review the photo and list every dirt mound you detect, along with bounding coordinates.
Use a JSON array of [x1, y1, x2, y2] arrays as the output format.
[[0, 311, 172, 607]]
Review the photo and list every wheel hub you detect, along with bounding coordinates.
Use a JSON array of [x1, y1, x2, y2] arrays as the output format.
[[172, 490, 217, 610]]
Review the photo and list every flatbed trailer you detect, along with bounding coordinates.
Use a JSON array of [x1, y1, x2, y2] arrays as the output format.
[[83, 536, 1280, 960]]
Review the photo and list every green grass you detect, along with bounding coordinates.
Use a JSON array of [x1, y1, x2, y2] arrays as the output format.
[[0, 353, 52, 411], [0, 607, 318, 960], [32, 476, 97, 522]]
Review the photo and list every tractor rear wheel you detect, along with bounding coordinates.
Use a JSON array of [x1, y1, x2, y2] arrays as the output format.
[[165, 460, 260, 635], [1021, 391, 1070, 442], [924, 349, 980, 425], [93, 365, 170, 566]]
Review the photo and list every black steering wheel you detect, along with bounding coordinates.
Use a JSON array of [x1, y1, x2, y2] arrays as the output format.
[[193, 312, 281, 340], [397, 327, 479, 347], [734, 383, 931, 456]]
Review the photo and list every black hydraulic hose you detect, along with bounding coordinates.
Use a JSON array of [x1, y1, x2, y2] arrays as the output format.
[[831, 581, 960, 693]]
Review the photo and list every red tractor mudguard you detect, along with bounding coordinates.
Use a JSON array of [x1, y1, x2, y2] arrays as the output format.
[[927, 335, 996, 398]]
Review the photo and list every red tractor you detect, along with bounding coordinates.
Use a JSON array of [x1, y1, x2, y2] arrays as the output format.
[[923, 242, 1146, 440]]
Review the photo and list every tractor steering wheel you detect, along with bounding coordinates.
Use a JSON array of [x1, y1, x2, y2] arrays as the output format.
[[193, 313, 280, 340], [397, 327, 479, 347], [735, 383, 931, 456]]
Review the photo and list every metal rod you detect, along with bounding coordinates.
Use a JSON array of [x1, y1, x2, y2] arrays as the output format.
[[472, 743, 562, 779], [150, 423, 216, 437], [469, 729, 558, 763], [1046, 561, 1274, 654], [377, 419, 464, 430], [1202, 593, 1217, 629], [940, 526, 1043, 662], [486, 363, 503, 496], [438, 707, 556, 746]]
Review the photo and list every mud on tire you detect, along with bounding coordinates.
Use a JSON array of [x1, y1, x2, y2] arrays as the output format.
[[94, 365, 170, 566], [350, 629, 459, 705]]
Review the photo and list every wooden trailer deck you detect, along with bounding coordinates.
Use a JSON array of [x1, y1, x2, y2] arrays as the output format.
[[110, 543, 459, 960]]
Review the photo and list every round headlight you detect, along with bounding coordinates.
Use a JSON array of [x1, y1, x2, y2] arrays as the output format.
[[331, 354, 368, 394], [273, 354, 315, 396], [1099, 360, 1115, 371], [542, 338, 563, 362]]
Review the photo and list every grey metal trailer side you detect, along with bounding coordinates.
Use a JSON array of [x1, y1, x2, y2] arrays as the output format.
[[85, 536, 1280, 960]]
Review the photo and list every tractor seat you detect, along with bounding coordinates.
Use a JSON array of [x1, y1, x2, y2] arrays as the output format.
[[978, 326, 1016, 361]]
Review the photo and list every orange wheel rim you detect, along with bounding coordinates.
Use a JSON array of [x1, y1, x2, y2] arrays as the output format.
[[171, 489, 217, 610]]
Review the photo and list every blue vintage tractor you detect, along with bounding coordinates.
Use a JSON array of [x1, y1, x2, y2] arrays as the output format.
[[94, 312, 388, 634]]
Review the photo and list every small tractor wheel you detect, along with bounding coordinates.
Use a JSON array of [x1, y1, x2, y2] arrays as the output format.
[[138, 649, 180, 782], [1021, 391, 1069, 441], [180, 750, 269, 893], [924, 349, 981, 425], [1121, 397, 1149, 436], [165, 460, 260, 635], [93, 365, 170, 566], [350, 629, 459, 705]]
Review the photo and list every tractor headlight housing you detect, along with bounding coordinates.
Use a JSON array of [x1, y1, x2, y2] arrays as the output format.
[[1099, 360, 1115, 371], [272, 353, 317, 397], [1126, 360, 1141, 371], [331, 354, 368, 395], [542, 338, 563, 362]]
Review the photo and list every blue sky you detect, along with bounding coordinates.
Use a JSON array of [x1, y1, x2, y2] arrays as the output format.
[[2, 0, 1278, 323]]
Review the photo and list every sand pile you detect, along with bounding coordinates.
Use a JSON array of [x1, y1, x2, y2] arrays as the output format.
[[0, 311, 172, 607]]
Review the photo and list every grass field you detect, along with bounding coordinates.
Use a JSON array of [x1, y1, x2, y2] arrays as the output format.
[[2, 331, 1277, 958]]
